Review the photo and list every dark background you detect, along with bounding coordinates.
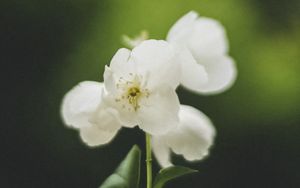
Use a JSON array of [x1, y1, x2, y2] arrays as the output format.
[[2, 0, 300, 187]]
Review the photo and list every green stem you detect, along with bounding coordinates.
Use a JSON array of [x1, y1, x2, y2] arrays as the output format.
[[145, 133, 152, 188]]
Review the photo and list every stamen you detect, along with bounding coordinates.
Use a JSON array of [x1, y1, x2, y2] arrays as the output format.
[[114, 74, 150, 112]]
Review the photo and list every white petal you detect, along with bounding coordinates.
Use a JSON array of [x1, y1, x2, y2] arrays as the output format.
[[103, 66, 117, 94], [193, 56, 237, 94], [131, 40, 181, 89], [178, 46, 208, 90], [100, 88, 139, 128], [187, 17, 228, 58], [152, 105, 216, 167], [79, 124, 120, 147], [137, 85, 180, 135], [80, 99, 122, 147], [61, 81, 103, 128], [89, 104, 122, 131], [167, 105, 216, 161], [167, 12, 228, 58], [110, 99, 139, 128], [152, 136, 172, 168], [167, 11, 198, 42], [109, 48, 136, 79]]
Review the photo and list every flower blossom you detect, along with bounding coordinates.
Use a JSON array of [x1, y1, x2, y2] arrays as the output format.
[[61, 81, 121, 146], [152, 105, 215, 167], [167, 11, 237, 94], [102, 40, 183, 135], [62, 40, 188, 146]]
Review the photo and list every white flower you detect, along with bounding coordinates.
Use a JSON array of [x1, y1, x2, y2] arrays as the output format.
[[152, 105, 216, 167], [61, 81, 122, 147], [103, 40, 182, 135], [167, 11, 237, 94], [61, 40, 184, 146]]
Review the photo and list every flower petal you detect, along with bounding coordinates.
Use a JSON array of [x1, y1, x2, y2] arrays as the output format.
[[79, 124, 120, 147], [89, 104, 122, 131], [165, 105, 216, 161], [103, 95, 139, 128], [103, 66, 117, 94], [187, 17, 228, 58], [178, 46, 208, 90], [152, 136, 172, 168], [167, 11, 228, 58], [131, 40, 181, 89], [80, 105, 122, 147], [193, 56, 237, 94], [137, 85, 180, 135], [167, 11, 198, 42], [152, 105, 216, 167], [109, 48, 136, 79], [61, 81, 103, 128]]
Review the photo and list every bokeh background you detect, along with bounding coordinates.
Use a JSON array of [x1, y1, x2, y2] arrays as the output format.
[[2, 0, 300, 187]]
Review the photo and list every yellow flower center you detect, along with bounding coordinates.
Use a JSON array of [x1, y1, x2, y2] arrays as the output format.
[[115, 73, 150, 112], [127, 86, 141, 111]]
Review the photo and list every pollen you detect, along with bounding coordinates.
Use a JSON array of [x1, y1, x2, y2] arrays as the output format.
[[127, 86, 141, 111], [115, 73, 150, 112]]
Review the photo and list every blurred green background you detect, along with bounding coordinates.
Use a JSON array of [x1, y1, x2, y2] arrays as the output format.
[[2, 0, 300, 187]]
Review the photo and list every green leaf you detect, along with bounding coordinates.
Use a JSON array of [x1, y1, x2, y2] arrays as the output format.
[[99, 145, 141, 188], [153, 166, 198, 188]]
